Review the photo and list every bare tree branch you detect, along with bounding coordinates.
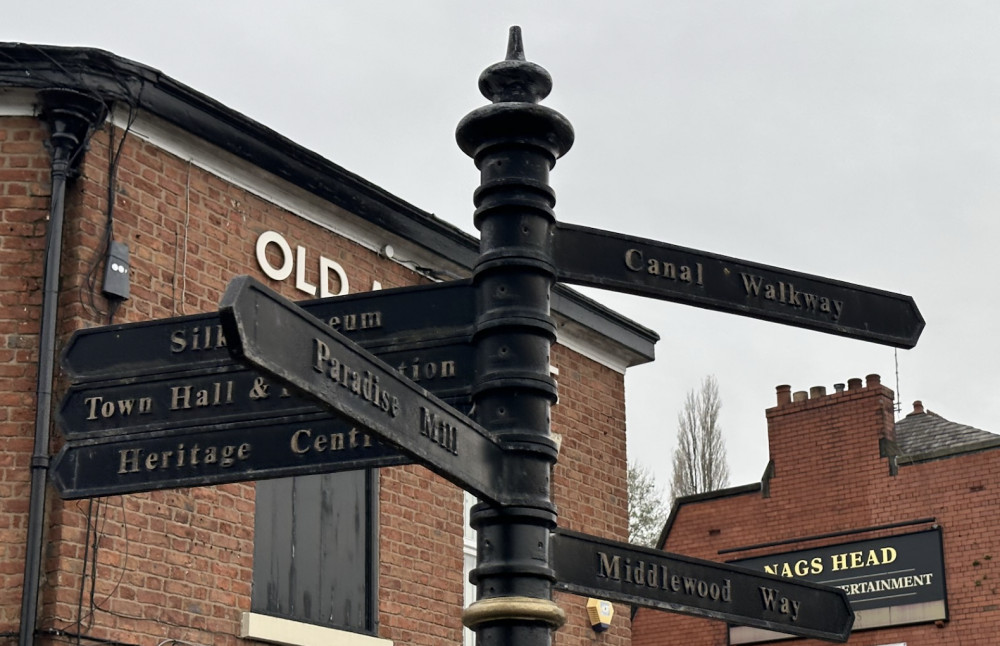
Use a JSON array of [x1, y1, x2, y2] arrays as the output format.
[[671, 375, 730, 504]]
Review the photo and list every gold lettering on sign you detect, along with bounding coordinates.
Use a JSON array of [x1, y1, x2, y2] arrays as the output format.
[[169, 380, 235, 410], [396, 357, 457, 383], [829, 546, 897, 572], [168, 311, 381, 356], [170, 325, 227, 353], [117, 442, 251, 474], [289, 427, 375, 455], [764, 557, 824, 577], [759, 587, 801, 622], [327, 311, 382, 332], [312, 339, 400, 417], [740, 274, 845, 321], [595, 550, 732, 604], [624, 249, 704, 286], [84, 395, 153, 420], [419, 408, 459, 455]]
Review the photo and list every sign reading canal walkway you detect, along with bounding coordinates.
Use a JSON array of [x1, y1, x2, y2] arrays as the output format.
[[554, 222, 923, 348], [550, 528, 854, 642]]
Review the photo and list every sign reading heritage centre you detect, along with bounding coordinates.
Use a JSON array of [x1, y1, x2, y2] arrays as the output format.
[[50, 413, 412, 499], [553, 222, 924, 348], [218, 276, 510, 507], [550, 528, 853, 642]]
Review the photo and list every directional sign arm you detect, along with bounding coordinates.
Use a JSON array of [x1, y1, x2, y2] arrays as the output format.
[[553, 222, 923, 348], [50, 414, 412, 499], [62, 279, 476, 382], [218, 276, 509, 506], [550, 528, 853, 642]]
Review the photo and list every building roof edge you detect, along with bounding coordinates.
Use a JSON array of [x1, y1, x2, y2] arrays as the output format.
[[0, 42, 658, 364]]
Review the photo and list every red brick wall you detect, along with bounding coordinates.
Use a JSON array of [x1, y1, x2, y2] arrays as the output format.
[[1, 115, 632, 646], [0, 116, 51, 633], [632, 375, 1000, 646], [551, 343, 630, 646], [378, 465, 464, 644]]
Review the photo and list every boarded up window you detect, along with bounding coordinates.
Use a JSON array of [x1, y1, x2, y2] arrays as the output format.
[[252, 470, 377, 633]]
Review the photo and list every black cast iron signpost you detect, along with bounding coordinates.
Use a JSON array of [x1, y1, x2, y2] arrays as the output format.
[[50, 26, 928, 645], [213, 27, 922, 643]]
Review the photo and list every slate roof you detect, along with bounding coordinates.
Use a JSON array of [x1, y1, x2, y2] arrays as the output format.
[[894, 402, 1000, 462]]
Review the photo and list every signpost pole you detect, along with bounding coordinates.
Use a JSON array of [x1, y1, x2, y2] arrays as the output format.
[[456, 27, 574, 645]]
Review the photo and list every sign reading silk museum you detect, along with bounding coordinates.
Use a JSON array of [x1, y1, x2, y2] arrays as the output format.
[[729, 529, 947, 643]]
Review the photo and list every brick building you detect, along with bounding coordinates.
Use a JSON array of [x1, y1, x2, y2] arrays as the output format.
[[633, 374, 1000, 645], [0, 44, 656, 646]]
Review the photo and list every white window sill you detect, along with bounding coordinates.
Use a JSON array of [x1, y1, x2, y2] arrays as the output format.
[[240, 612, 392, 646]]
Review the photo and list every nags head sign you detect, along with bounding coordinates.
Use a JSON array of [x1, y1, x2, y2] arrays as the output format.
[[729, 529, 946, 643]]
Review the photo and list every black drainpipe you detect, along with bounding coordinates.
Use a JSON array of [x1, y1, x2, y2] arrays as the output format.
[[19, 89, 106, 646]]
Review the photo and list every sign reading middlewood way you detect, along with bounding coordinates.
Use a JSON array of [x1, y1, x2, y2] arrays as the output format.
[[550, 529, 853, 642]]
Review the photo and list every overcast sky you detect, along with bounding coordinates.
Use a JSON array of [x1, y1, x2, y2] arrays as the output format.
[[6, 2, 1000, 493]]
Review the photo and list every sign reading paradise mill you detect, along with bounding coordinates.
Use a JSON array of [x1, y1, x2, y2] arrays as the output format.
[[51, 26, 927, 645]]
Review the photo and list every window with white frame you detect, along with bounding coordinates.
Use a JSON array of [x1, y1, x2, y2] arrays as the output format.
[[463, 491, 477, 646]]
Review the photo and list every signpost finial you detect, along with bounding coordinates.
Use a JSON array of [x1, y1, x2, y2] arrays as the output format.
[[471, 26, 557, 106], [506, 26, 525, 61]]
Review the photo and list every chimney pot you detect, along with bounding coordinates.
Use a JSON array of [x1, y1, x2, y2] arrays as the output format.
[[834, 383, 846, 393], [776, 384, 792, 406], [810, 386, 827, 399], [793, 390, 808, 402], [866, 374, 881, 388], [847, 377, 863, 391], [911, 400, 925, 415]]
